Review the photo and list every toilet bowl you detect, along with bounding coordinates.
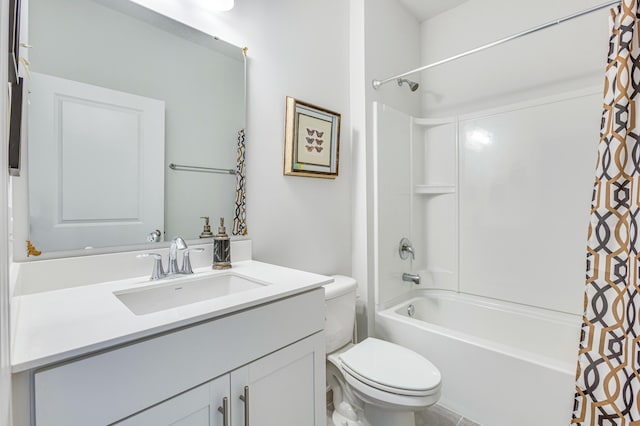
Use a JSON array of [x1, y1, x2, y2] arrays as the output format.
[[324, 276, 441, 426]]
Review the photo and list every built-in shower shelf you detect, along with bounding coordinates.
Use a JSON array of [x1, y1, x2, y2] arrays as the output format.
[[413, 117, 456, 127], [414, 185, 455, 194]]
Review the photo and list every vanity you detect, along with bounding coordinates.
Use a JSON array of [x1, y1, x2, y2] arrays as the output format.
[[11, 241, 330, 425]]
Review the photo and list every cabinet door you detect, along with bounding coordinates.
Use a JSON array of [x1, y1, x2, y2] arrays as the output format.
[[115, 375, 230, 426], [231, 333, 325, 426]]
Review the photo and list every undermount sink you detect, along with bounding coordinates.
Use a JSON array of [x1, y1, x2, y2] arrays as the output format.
[[114, 273, 268, 315]]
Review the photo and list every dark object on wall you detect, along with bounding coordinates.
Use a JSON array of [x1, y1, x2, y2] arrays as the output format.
[[8, 78, 23, 176], [8, 0, 23, 175], [8, 0, 21, 84]]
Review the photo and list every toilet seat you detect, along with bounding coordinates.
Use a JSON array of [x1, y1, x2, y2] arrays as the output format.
[[339, 338, 441, 397], [342, 369, 440, 410]]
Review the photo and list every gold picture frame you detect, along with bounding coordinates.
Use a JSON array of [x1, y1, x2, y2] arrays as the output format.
[[283, 96, 341, 179]]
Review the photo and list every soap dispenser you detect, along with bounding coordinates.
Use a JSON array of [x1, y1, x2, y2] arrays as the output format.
[[199, 216, 214, 238], [212, 217, 231, 269]]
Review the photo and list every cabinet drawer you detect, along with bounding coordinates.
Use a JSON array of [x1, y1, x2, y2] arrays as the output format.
[[33, 288, 324, 426]]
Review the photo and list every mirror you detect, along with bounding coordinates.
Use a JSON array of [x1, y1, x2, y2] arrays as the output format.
[[24, 0, 246, 255]]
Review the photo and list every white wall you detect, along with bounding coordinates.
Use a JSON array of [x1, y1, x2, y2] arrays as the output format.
[[420, 0, 609, 114], [364, 0, 422, 116], [232, 0, 351, 274], [1, 0, 13, 422]]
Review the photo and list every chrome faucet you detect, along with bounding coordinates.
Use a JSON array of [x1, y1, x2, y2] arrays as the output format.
[[138, 236, 204, 280], [402, 272, 421, 285], [168, 236, 188, 275]]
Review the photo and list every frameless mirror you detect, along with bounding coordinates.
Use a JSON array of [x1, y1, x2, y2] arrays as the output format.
[[25, 0, 246, 255]]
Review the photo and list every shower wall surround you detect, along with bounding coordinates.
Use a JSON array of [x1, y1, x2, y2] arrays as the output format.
[[457, 90, 600, 314], [374, 88, 601, 315], [372, 103, 412, 307]]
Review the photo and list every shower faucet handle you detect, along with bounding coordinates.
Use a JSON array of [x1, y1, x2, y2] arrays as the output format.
[[399, 237, 415, 260]]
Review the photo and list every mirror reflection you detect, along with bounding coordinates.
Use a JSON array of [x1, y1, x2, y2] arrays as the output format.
[[26, 0, 246, 253]]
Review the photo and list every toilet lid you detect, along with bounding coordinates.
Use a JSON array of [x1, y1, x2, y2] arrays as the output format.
[[339, 338, 441, 396]]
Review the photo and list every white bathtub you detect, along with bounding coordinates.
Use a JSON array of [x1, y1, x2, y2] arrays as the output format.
[[375, 291, 582, 426]]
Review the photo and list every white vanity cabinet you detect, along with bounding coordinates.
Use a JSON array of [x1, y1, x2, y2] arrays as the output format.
[[118, 333, 321, 426], [116, 377, 230, 426], [229, 333, 321, 425], [27, 288, 325, 426]]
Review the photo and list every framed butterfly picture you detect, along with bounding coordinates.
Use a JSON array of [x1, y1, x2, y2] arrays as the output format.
[[283, 96, 341, 179]]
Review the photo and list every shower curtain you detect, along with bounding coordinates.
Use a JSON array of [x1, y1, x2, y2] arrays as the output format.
[[573, 0, 640, 424]]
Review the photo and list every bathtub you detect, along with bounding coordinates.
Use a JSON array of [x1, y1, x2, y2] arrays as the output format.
[[375, 290, 582, 426]]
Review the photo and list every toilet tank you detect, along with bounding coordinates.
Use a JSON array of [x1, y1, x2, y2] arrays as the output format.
[[324, 275, 357, 353]]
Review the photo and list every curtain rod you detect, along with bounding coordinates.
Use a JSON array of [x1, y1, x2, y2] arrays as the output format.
[[372, 0, 620, 89]]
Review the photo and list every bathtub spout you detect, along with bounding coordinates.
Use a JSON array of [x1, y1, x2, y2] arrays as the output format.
[[402, 272, 421, 285]]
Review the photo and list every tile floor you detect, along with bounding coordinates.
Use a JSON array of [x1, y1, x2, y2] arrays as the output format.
[[327, 404, 481, 426], [415, 404, 481, 426]]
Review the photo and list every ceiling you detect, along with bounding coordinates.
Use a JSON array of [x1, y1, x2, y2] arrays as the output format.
[[399, 0, 469, 22]]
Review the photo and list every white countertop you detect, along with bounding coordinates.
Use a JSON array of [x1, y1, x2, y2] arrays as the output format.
[[11, 260, 332, 372]]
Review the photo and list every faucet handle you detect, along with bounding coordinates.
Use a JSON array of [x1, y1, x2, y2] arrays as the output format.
[[168, 236, 188, 275], [180, 248, 205, 274], [399, 237, 415, 260], [137, 253, 166, 280]]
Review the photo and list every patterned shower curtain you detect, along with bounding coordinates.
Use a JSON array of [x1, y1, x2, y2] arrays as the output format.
[[573, 1, 640, 424]]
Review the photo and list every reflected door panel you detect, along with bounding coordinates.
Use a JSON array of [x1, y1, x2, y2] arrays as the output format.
[[28, 72, 165, 251]]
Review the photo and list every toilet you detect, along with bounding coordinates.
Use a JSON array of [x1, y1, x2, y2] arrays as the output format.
[[324, 275, 441, 426]]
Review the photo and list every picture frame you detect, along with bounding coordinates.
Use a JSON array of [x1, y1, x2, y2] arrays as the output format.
[[283, 96, 341, 179]]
